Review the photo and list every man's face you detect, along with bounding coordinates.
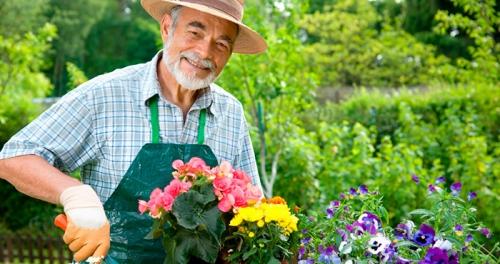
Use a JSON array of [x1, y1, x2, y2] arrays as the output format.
[[162, 7, 238, 90]]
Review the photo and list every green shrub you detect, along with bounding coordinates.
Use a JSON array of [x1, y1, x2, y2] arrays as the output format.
[[286, 84, 499, 247]]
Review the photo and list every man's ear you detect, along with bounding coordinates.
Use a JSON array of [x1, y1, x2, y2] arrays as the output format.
[[160, 14, 173, 42]]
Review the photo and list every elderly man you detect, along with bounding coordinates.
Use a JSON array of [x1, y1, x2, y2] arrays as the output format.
[[0, 0, 266, 262]]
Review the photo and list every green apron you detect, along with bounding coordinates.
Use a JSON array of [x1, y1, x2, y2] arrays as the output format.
[[103, 95, 218, 263]]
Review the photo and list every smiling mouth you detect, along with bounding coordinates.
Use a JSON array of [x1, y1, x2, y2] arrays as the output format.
[[183, 57, 211, 71]]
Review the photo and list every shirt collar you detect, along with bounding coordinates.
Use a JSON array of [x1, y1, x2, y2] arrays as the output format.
[[140, 51, 218, 117]]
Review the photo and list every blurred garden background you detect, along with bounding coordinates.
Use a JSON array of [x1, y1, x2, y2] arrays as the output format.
[[0, 0, 498, 256]]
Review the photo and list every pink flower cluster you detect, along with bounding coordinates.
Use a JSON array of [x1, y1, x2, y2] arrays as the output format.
[[212, 161, 262, 212], [172, 157, 211, 181], [138, 158, 262, 217], [138, 179, 192, 218]]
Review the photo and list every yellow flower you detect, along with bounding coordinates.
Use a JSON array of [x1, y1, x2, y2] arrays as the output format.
[[239, 206, 264, 222], [248, 231, 255, 238], [229, 215, 243, 226], [257, 220, 265, 227]]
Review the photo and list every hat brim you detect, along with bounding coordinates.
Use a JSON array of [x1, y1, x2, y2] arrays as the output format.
[[141, 0, 267, 54]]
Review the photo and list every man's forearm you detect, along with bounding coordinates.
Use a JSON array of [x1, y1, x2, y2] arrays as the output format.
[[0, 155, 81, 204]]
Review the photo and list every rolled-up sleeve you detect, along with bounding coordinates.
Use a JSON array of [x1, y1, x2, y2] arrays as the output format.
[[0, 89, 99, 172]]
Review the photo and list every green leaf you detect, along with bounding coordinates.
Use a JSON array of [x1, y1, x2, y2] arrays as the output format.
[[242, 247, 258, 260], [408, 209, 434, 217], [164, 228, 220, 264], [395, 240, 418, 248], [172, 190, 225, 240], [267, 257, 281, 264]]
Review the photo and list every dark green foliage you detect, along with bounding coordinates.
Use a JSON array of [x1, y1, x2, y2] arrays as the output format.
[[83, 0, 160, 78]]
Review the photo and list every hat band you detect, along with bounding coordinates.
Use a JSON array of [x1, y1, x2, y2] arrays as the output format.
[[181, 0, 242, 21]]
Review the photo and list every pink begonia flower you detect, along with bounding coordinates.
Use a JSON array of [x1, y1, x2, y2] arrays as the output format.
[[138, 200, 149, 214], [212, 161, 233, 178], [161, 193, 175, 211], [229, 187, 246, 207], [172, 158, 210, 180], [148, 201, 161, 218], [188, 157, 209, 172], [172, 159, 185, 171], [218, 193, 235, 212], [213, 176, 233, 193], [245, 184, 263, 201], [150, 188, 163, 200], [233, 170, 251, 185], [165, 178, 192, 198]]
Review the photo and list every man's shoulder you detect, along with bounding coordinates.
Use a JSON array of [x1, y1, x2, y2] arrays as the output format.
[[56, 62, 151, 108], [81, 62, 149, 91], [210, 83, 243, 109]]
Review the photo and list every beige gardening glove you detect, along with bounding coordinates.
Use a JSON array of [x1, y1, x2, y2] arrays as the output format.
[[60, 185, 110, 262]]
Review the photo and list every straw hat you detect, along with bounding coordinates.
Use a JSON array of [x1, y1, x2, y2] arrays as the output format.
[[141, 0, 267, 54]]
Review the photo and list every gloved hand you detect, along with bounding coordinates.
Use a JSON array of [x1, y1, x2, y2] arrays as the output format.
[[60, 185, 110, 262]]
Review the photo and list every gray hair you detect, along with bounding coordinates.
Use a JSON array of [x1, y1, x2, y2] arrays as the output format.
[[169, 6, 183, 34]]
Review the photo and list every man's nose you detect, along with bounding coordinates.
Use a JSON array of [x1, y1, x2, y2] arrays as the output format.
[[195, 39, 215, 61]]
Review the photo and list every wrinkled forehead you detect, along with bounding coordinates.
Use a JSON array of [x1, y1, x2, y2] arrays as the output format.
[[176, 7, 239, 39]]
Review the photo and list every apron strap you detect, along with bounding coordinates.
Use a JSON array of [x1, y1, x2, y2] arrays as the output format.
[[149, 95, 160, 144], [198, 109, 206, 145], [148, 95, 207, 144]]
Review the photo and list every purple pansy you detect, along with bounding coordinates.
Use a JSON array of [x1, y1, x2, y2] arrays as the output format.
[[467, 191, 477, 201], [450, 182, 462, 196], [395, 222, 413, 240], [349, 187, 358, 196], [326, 207, 335, 219], [298, 259, 314, 264], [381, 243, 397, 262], [465, 234, 473, 242], [449, 251, 459, 264], [412, 174, 420, 184], [330, 200, 340, 207], [298, 246, 306, 259], [480, 227, 491, 239], [337, 229, 348, 241], [301, 237, 312, 245], [413, 224, 435, 246], [359, 185, 368, 194], [419, 247, 459, 264], [318, 245, 340, 264], [418, 247, 449, 264], [356, 212, 382, 235], [339, 193, 346, 200], [435, 176, 446, 184], [428, 184, 436, 194]]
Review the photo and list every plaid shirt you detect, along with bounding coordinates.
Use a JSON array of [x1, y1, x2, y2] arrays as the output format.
[[0, 52, 261, 203]]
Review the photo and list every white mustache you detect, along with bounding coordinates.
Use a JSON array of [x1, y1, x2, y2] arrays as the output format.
[[180, 51, 215, 72]]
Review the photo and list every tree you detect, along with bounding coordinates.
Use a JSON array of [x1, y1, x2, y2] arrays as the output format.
[[300, 0, 451, 88], [0, 0, 49, 36], [0, 23, 58, 231], [433, 0, 499, 83], [83, 0, 160, 78], [48, 0, 107, 95]]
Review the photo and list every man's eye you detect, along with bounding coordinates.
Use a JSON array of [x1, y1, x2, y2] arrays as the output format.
[[217, 41, 229, 50], [188, 30, 199, 36]]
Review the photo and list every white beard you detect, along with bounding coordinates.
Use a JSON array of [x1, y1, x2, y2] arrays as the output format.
[[162, 39, 217, 90]]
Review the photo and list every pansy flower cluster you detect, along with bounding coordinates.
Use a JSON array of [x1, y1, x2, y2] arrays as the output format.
[[297, 180, 497, 263]]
